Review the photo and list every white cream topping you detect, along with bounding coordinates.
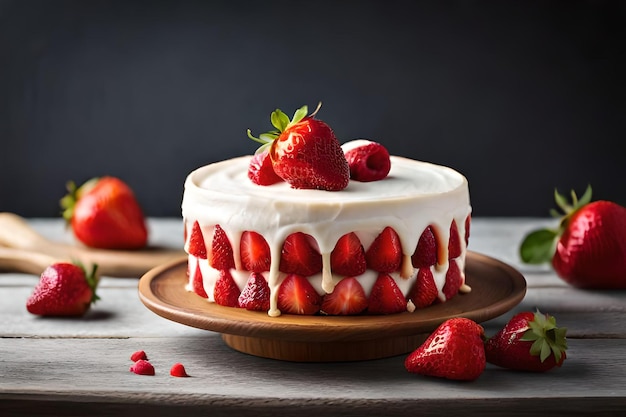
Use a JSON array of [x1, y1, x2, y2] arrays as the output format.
[[340, 139, 375, 153], [182, 155, 471, 316]]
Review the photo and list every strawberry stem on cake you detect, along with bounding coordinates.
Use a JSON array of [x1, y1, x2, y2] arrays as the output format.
[[247, 103, 321, 152]]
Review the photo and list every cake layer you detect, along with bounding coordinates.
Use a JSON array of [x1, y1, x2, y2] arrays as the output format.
[[182, 155, 472, 316]]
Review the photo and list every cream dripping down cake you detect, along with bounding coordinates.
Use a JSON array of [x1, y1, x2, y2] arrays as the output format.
[[181, 103, 472, 317]]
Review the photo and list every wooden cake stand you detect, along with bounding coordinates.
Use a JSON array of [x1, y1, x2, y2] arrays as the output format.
[[138, 252, 526, 362]]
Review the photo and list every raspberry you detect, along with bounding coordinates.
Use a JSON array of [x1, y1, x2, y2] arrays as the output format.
[[130, 350, 148, 362], [170, 362, 189, 377], [343, 140, 391, 182], [130, 359, 155, 376]]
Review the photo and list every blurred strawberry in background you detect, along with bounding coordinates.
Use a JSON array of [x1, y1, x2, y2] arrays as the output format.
[[60, 176, 148, 250], [520, 185, 626, 289]]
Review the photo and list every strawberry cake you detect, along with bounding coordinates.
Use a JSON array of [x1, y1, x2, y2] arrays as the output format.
[[181, 104, 472, 317]]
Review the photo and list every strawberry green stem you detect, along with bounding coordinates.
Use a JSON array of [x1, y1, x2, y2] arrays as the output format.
[[85, 263, 100, 304], [520, 310, 567, 363], [552, 184, 593, 231], [59, 178, 101, 224], [246, 102, 323, 154], [519, 185, 593, 264], [73, 261, 101, 304]]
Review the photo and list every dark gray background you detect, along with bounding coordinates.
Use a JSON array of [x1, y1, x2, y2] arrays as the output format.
[[1, 0, 624, 218]]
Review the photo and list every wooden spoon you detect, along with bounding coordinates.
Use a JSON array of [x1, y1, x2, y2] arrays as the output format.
[[0, 212, 185, 277]]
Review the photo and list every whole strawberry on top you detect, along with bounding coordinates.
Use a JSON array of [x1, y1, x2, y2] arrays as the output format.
[[485, 310, 567, 372], [520, 185, 626, 289], [60, 176, 148, 250], [247, 103, 350, 191], [26, 262, 99, 317]]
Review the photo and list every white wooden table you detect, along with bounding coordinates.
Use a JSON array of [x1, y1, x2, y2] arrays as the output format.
[[1, 218, 625, 416]]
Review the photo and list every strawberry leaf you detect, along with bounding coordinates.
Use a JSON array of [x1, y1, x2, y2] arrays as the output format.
[[59, 178, 100, 224], [247, 103, 319, 152], [554, 184, 593, 218], [540, 339, 552, 362], [520, 184, 594, 266], [247, 102, 327, 162], [271, 109, 290, 131], [549, 208, 562, 219], [520, 310, 568, 363], [578, 184, 593, 206], [85, 263, 101, 303], [519, 228, 558, 264], [555, 184, 593, 231], [259, 132, 279, 142], [554, 188, 572, 213], [253, 141, 272, 155], [71, 261, 100, 304], [291, 105, 308, 126]]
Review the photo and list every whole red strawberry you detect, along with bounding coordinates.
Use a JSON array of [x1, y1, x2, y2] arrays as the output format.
[[485, 310, 567, 372], [520, 185, 626, 288], [26, 262, 99, 316], [60, 176, 148, 250], [404, 317, 486, 381], [247, 103, 350, 191]]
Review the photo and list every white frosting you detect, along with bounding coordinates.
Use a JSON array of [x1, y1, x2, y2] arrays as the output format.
[[182, 155, 471, 316], [340, 139, 375, 153]]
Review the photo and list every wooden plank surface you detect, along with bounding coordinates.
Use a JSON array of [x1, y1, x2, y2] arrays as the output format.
[[1, 218, 625, 417]]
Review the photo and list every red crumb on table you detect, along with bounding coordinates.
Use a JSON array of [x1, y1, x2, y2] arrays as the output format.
[[130, 359, 155, 376], [170, 362, 189, 377], [130, 350, 148, 362]]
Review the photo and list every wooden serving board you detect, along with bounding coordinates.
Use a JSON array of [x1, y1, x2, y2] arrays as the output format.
[[0, 212, 184, 277]]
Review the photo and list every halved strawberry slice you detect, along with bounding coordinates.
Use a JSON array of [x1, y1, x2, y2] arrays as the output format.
[[406, 267, 438, 309], [240, 231, 271, 272], [368, 273, 407, 314], [320, 277, 368, 315], [188, 221, 207, 259], [189, 258, 208, 298], [365, 227, 402, 273], [248, 151, 283, 186], [209, 225, 235, 270], [448, 220, 462, 259], [411, 226, 438, 268], [213, 269, 240, 307], [330, 232, 367, 276], [442, 261, 463, 300], [277, 274, 322, 315], [238, 272, 270, 311], [279, 232, 322, 276]]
